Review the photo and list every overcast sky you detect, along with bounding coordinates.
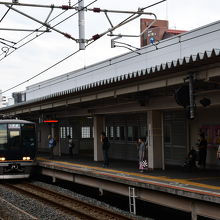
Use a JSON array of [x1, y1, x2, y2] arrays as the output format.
[[0, 0, 219, 97]]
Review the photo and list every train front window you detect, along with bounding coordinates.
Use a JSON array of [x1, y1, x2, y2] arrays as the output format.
[[8, 124, 21, 149], [0, 124, 7, 150]]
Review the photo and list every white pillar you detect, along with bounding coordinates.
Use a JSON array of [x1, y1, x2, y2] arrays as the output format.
[[94, 115, 104, 161], [147, 110, 163, 169]]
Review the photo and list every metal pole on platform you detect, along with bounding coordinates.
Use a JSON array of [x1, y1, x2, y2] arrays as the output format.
[[78, 0, 85, 50], [189, 73, 195, 119]]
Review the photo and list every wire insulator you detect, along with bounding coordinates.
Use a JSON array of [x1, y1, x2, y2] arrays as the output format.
[[92, 34, 100, 41], [93, 8, 101, 13], [64, 33, 71, 39], [62, 5, 71, 10]]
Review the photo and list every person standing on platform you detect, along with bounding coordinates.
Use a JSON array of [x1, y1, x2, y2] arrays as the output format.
[[67, 135, 74, 157], [48, 135, 56, 159], [198, 132, 207, 169], [101, 132, 110, 168], [137, 138, 147, 172], [217, 145, 220, 160]]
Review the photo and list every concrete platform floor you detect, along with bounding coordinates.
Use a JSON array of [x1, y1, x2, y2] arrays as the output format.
[[36, 154, 220, 195]]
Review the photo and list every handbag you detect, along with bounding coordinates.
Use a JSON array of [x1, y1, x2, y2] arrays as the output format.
[[139, 160, 148, 170]]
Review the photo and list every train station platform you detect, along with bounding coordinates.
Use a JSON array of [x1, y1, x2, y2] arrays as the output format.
[[35, 155, 220, 219]]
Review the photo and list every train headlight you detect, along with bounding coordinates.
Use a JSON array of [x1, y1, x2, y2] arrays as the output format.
[[23, 157, 31, 160], [0, 157, 6, 161]]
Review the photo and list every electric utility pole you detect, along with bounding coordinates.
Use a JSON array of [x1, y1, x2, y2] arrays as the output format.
[[78, 0, 85, 50]]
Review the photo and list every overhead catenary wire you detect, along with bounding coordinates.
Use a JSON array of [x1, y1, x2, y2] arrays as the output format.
[[0, 0, 156, 60], [18, 26, 220, 95], [112, 41, 141, 55], [0, 0, 84, 57], [0, 0, 164, 94], [0, 0, 92, 61], [0, 1, 74, 58], [0, 0, 98, 94], [1, 40, 97, 94], [141, 0, 167, 10], [86, 7, 157, 42], [1, 49, 81, 94], [0, 40, 16, 49], [4, 5, 77, 41], [0, 5, 11, 23], [0, 1, 78, 10]]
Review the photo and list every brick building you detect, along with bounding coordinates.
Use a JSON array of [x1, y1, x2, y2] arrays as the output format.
[[140, 18, 186, 47]]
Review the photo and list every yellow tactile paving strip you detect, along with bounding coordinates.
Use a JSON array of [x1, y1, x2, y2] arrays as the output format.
[[37, 157, 220, 197]]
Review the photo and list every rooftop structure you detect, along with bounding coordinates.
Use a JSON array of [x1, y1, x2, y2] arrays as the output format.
[[25, 20, 220, 101], [140, 18, 187, 47]]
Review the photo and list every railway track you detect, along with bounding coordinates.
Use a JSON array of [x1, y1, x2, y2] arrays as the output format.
[[0, 196, 37, 220], [3, 182, 134, 220]]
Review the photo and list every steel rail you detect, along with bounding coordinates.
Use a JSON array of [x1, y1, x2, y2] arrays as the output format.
[[0, 196, 37, 219], [6, 182, 133, 220]]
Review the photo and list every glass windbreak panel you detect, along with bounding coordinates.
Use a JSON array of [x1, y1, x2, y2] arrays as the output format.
[[109, 126, 114, 140], [81, 126, 90, 138], [0, 124, 7, 150], [164, 123, 171, 143], [105, 126, 108, 137], [140, 126, 147, 138], [127, 126, 133, 141], [115, 126, 120, 140], [133, 126, 138, 141], [120, 126, 125, 140], [21, 124, 36, 149], [8, 124, 21, 150]]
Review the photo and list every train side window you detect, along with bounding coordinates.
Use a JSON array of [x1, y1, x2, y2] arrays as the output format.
[[0, 124, 7, 150]]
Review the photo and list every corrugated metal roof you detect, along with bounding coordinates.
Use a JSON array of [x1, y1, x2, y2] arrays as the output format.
[[2, 48, 220, 110]]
